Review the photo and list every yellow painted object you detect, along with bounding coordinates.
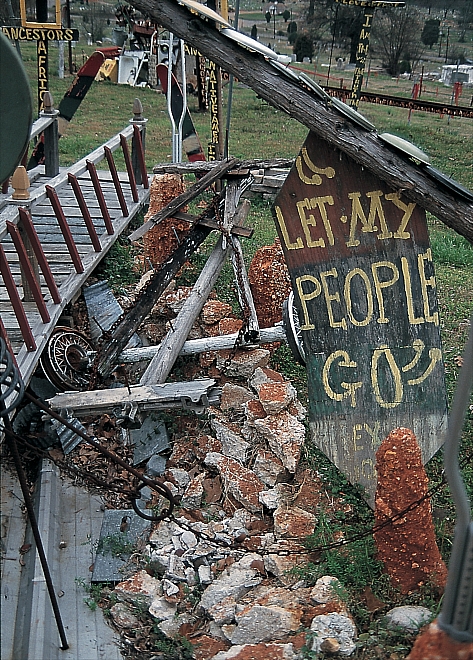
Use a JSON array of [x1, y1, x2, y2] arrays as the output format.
[[96, 59, 118, 83]]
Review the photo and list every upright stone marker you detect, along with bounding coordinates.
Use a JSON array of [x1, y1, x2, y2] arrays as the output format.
[[275, 132, 447, 504]]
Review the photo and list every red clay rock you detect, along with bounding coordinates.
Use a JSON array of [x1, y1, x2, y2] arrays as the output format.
[[219, 318, 243, 335], [143, 174, 189, 267], [210, 642, 298, 659], [374, 428, 448, 594], [201, 300, 234, 325], [193, 634, 230, 660], [258, 382, 296, 415], [244, 399, 268, 423], [273, 505, 316, 540], [205, 452, 264, 513], [220, 383, 255, 412], [253, 410, 305, 473], [194, 434, 223, 461], [248, 239, 292, 328], [407, 620, 473, 660]]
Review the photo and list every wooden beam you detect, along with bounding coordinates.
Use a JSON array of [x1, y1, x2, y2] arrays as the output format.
[[152, 157, 294, 175], [129, 156, 239, 241], [96, 223, 212, 378], [118, 324, 287, 363], [140, 234, 230, 385], [47, 378, 221, 417], [128, 0, 473, 243]]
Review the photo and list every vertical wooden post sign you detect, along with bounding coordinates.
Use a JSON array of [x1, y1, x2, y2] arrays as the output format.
[[275, 132, 447, 503]]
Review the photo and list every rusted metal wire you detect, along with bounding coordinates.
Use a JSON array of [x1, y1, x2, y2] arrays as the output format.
[[21, 390, 176, 522]]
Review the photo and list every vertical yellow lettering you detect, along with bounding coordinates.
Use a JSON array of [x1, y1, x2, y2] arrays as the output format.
[[371, 261, 399, 324], [353, 424, 364, 451], [296, 198, 325, 248], [344, 268, 373, 327], [401, 257, 424, 325], [418, 249, 439, 325], [274, 205, 303, 251], [346, 192, 379, 247], [320, 269, 347, 329], [295, 275, 321, 330], [385, 192, 415, 239], [363, 190, 392, 240]]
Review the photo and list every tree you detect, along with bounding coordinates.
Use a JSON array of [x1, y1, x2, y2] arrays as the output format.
[[282, 9, 290, 22], [372, 5, 425, 77], [265, 11, 271, 24], [421, 19, 440, 48], [293, 33, 314, 62], [251, 24, 258, 40]]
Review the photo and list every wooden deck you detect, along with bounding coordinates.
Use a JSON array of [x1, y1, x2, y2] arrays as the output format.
[[0, 123, 150, 388]]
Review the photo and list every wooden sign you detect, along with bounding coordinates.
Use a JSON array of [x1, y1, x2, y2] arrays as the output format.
[[275, 132, 447, 504]]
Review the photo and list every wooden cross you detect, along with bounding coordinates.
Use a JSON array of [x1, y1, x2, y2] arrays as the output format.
[[334, 0, 405, 110]]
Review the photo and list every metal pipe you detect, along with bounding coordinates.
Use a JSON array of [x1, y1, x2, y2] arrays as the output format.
[[438, 313, 473, 642]]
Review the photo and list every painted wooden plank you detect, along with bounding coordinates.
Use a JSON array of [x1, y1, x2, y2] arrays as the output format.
[[275, 132, 448, 505]]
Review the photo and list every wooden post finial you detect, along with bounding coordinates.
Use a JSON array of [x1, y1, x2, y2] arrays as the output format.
[[11, 166, 30, 200], [42, 90, 55, 114], [132, 98, 143, 121]]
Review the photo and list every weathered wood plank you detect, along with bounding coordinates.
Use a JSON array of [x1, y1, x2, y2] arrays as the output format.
[[96, 223, 212, 378], [275, 133, 448, 505], [140, 234, 230, 385], [152, 158, 294, 175], [120, 324, 287, 363], [47, 379, 221, 417], [129, 157, 239, 241]]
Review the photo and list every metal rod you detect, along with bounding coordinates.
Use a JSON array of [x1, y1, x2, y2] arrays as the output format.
[[119, 134, 139, 203], [85, 161, 115, 235], [45, 185, 84, 273], [104, 146, 129, 216], [18, 207, 61, 304], [68, 173, 103, 251], [1, 406, 69, 650], [21, 390, 175, 519]]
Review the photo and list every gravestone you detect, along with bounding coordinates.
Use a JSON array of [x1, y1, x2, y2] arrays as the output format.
[[275, 131, 447, 504]]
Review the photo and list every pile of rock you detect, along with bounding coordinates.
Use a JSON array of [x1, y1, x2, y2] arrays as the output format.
[[103, 350, 364, 658]]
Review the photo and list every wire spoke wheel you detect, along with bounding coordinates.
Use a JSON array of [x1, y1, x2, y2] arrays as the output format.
[[40, 328, 94, 391]]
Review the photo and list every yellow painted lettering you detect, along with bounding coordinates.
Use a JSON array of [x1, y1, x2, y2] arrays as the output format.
[[407, 348, 442, 385], [371, 346, 403, 408], [371, 261, 399, 324], [346, 191, 379, 247], [385, 192, 415, 239], [322, 350, 363, 407], [296, 198, 325, 248], [418, 248, 439, 324], [344, 267, 373, 327], [363, 422, 381, 447], [320, 268, 347, 329], [401, 257, 424, 325], [353, 424, 364, 451], [295, 275, 322, 330], [274, 205, 303, 251], [312, 196, 335, 245]]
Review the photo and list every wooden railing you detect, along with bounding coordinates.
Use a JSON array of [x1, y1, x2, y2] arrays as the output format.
[[0, 97, 150, 385]]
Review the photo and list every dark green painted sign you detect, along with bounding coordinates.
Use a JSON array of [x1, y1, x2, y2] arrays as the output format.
[[274, 132, 447, 504]]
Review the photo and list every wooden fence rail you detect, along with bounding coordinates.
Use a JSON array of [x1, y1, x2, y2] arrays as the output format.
[[0, 98, 150, 387]]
